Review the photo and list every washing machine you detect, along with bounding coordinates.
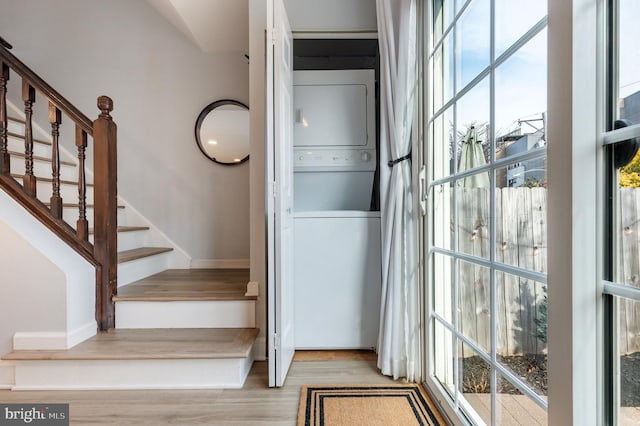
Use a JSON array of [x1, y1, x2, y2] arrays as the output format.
[[292, 69, 382, 349]]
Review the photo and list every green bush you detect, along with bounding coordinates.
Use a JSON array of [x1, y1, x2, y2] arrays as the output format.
[[533, 286, 548, 345]]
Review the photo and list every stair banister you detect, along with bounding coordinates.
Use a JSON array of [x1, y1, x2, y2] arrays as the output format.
[[93, 96, 118, 330], [0, 38, 118, 330]]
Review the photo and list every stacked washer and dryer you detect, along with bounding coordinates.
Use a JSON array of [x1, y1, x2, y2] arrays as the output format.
[[293, 69, 382, 349]]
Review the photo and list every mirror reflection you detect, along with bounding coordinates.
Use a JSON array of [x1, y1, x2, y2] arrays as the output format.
[[195, 99, 249, 165]]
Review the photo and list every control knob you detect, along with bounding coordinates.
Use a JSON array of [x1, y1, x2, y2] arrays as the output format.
[[360, 151, 372, 162]]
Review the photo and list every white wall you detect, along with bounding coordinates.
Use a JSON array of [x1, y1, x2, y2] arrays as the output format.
[[0, 0, 250, 262], [0, 220, 66, 357], [249, 0, 377, 357], [283, 0, 377, 32]]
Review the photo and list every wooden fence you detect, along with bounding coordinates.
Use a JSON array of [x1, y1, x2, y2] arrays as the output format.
[[456, 187, 640, 356], [456, 187, 547, 356], [618, 188, 640, 355]]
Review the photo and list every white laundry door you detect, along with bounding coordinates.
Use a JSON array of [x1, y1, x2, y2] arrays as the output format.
[[266, 0, 295, 388]]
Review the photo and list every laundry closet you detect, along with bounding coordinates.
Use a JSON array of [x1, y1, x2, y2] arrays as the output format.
[[291, 38, 382, 350]]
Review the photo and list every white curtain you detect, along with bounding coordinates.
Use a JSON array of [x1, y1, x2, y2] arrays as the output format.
[[376, 0, 420, 381]]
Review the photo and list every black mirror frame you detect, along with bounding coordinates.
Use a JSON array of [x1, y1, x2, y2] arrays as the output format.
[[195, 99, 250, 166]]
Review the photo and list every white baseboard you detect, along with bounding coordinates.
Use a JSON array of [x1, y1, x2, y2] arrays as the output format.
[[0, 361, 15, 389], [191, 259, 250, 269], [13, 322, 96, 350], [252, 336, 267, 361], [66, 322, 97, 348]]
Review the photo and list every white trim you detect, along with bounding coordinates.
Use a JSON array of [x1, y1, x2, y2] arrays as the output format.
[[547, 0, 600, 424], [13, 332, 69, 351], [190, 258, 250, 269], [245, 281, 260, 297], [252, 336, 267, 361], [66, 321, 97, 348], [12, 322, 96, 350], [0, 361, 15, 389]]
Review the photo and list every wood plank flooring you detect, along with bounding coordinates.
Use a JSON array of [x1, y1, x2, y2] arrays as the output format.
[[3, 328, 259, 361], [0, 360, 399, 425], [114, 269, 253, 301]]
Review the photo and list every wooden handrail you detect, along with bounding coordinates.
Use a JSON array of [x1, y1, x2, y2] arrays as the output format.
[[0, 43, 92, 133], [0, 36, 12, 50], [0, 36, 118, 330]]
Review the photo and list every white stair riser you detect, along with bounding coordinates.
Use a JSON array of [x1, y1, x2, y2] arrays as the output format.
[[7, 136, 51, 158], [11, 357, 254, 390], [11, 158, 78, 181], [60, 206, 127, 230], [116, 300, 256, 329], [89, 229, 149, 252], [118, 251, 172, 287]]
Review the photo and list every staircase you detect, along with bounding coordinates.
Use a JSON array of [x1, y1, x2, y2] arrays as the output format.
[[0, 37, 258, 390], [4, 269, 258, 390]]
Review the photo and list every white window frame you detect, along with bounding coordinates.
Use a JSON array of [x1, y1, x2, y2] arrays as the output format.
[[421, 0, 606, 424]]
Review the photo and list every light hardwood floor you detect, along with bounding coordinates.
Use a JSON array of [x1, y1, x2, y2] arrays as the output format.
[[0, 360, 399, 425]]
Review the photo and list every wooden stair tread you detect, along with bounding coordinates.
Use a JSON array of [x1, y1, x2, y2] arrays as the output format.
[[9, 150, 75, 166], [114, 269, 255, 301], [7, 130, 52, 146], [89, 226, 150, 235], [2, 328, 259, 361], [11, 173, 94, 187], [118, 247, 173, 263]]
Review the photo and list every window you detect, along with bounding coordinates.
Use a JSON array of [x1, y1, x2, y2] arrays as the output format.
[[425, 1, 548, 423], [604, 0, 640, 423]]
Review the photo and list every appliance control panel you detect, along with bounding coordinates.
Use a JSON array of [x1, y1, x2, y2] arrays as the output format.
[[293, 148, 377, 171]]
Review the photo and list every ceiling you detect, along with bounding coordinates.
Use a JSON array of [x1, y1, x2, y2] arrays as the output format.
[[146, 0, 248, 54]]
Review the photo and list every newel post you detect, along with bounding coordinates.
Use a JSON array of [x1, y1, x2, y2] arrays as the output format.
[[93, 96, 117, 331]]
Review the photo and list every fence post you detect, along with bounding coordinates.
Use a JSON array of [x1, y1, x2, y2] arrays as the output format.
[[93, 96, 117, 331]]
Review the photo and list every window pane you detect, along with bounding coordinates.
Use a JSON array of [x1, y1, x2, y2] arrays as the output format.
[[432, 183, 453, 250], [495, 164, 547, 273], [618, 0, 640, 117], [495, 271, 547, 398], [434, 320, 455, 397], [495, 29, 547, 155], [458, 260, 491, 352], [433, 0, 455, 43], [455, 0, 490, 92], [495, 0, 546, 58], [459, 342, 492, 424], [618, 297, 640, 424], [456, 77, 490, 154], [432, 32, 454, 113], [618, 188, 640, 286], [433, 253, 454, 323], [431, 107, 454, 180], [495, 373, 548, 425], [456, 181, 490, 260]]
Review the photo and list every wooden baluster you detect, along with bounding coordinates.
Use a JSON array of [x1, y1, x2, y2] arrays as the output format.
[[93, 96, 117, 331], [76, 124, 88, 241], [0, 62, 9, 175], [22, 79, 36, 196], [49, 102, 62, 219]]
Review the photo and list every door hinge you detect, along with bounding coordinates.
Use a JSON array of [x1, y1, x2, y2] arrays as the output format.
[[273, 333, 281, 351], [270, 28, 278, 45], [272, 181, 279, 198], [419, 165, 427, 216]]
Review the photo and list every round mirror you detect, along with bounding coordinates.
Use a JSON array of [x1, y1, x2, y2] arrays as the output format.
[[195, 99, 249, 165]]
